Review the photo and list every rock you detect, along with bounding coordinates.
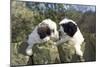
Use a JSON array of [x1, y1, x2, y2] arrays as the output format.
[[57, 41, 85, 63], [11, 42, 29, 66], [29, 40, 60, 64], [11, 40, 86, 65]]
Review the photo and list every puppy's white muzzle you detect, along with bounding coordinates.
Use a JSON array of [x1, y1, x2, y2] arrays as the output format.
[[50, 30, 59, 41]]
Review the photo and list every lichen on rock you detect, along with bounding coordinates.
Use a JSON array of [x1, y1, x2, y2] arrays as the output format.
[[57, 41, 85, 63], [30, 40, 60, 64]]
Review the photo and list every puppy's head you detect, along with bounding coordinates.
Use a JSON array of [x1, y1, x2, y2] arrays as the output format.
[[37, 23, 51, 39], [37, 19, 59, 41], [59, 18, 77, 37]]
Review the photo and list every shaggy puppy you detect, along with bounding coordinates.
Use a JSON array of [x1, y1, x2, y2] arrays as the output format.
[[57, 18, 84, 60], [26, 19, 59, 56]]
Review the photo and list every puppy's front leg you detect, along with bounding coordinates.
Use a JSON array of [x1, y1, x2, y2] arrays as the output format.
[[26, 44, 34, 56], [74, 45, 84, 61], [56, 37, 69, 46]]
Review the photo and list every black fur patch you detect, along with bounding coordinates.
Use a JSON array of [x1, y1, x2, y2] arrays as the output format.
[[37, 26, 51, 39], [61, 22, 77, 37]]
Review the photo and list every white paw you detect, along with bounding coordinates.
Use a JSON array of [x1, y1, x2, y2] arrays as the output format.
[[52, 45, 55, 48], [26, 48, 33, 56], [25, 56, 30, 62], [76, 51, 83, 57], [54, 42, 56, 45]]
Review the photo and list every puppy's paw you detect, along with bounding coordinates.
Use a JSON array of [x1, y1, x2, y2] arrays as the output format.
[[54, 42, 56, 45], [80, 56, 85, 62], [26, 48, 33, 56]]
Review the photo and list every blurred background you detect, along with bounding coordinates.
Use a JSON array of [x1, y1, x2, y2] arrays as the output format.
[[11, 0, 96, 65]]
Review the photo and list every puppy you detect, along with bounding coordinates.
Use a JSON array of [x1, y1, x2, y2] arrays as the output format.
[[26, 19, 59, 56], [56, 18, 84, 60]]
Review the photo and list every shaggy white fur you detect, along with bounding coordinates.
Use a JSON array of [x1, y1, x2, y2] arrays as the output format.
[[57, 18, 84, 58], [26, 19, 59, 56]]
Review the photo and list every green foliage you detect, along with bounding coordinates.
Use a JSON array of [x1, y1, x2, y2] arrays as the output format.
[[79, 11, 96, 33], [11, 1, 34, 42], [83, 32, 96, 61]]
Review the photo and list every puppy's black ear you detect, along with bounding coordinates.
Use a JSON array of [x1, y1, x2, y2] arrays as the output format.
[[61, 22, 77, 37], [37, 26, 51, 39]]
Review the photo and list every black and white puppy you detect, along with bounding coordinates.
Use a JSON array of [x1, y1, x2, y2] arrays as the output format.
[[57, 18, 84, 59], [26, 19, 59, 56]]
